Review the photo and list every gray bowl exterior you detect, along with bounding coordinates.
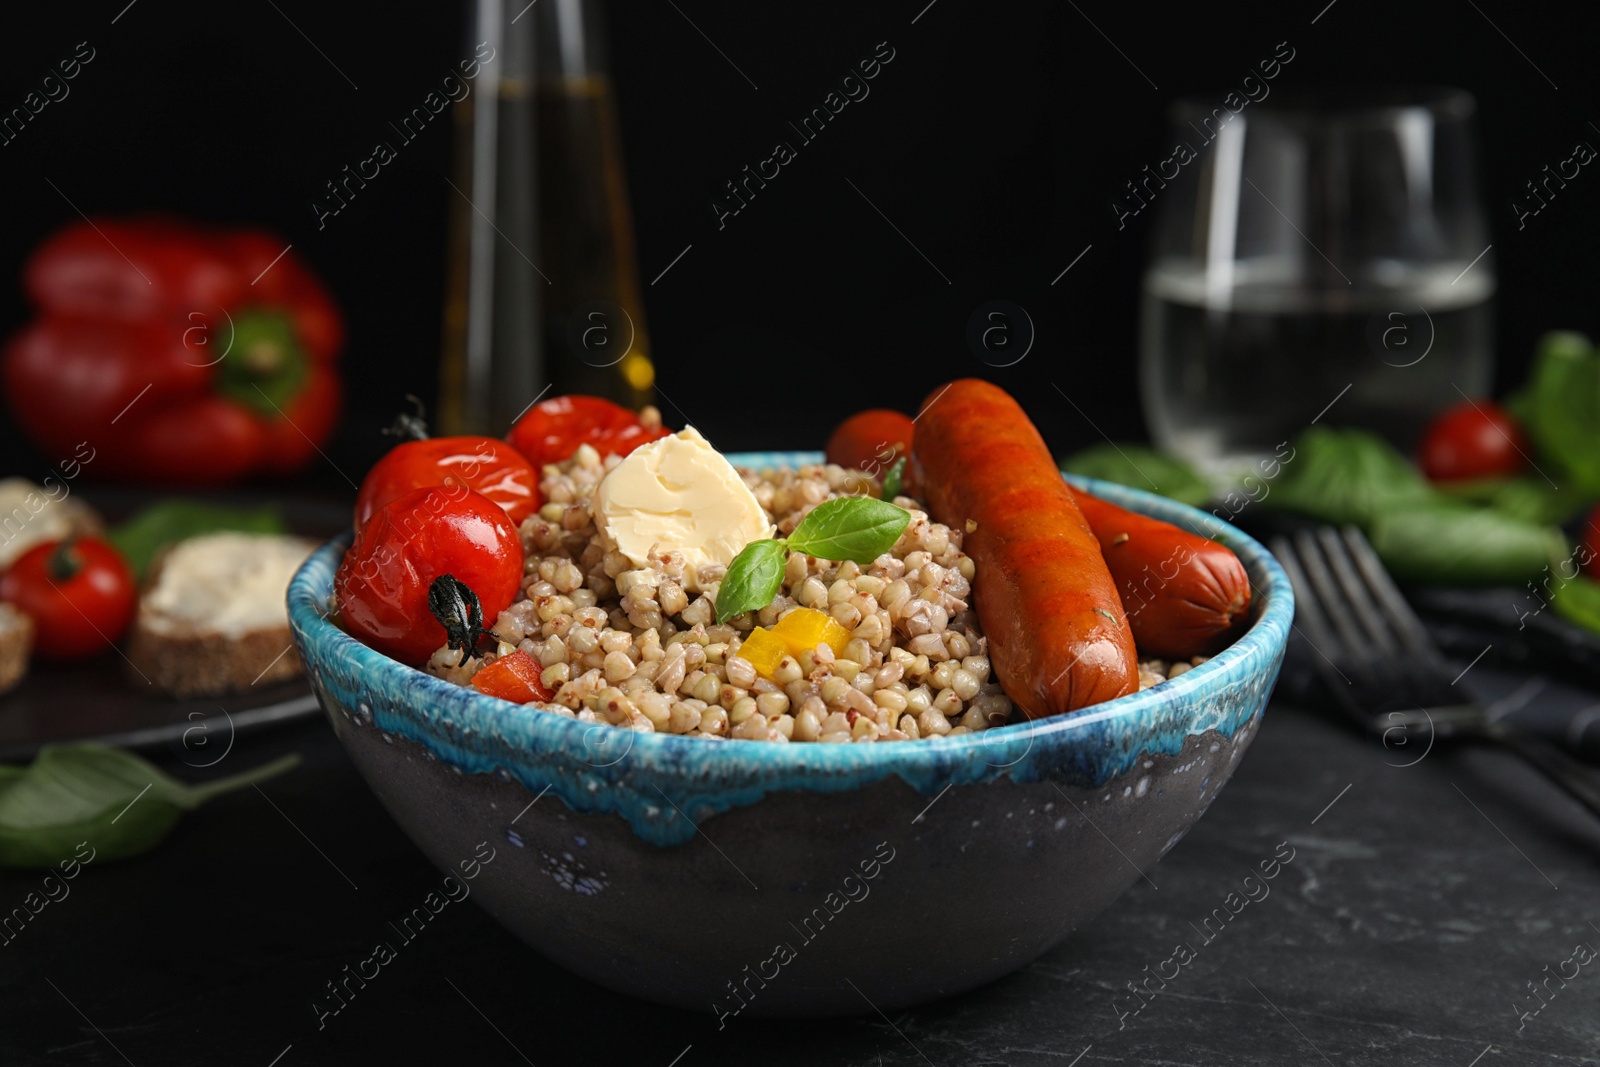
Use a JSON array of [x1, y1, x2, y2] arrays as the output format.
[[290, 464, 1291, 1017]]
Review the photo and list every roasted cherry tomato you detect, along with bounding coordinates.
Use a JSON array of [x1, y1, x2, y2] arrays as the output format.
[[355, 435, 539, 529], [1418, 400, 1527, 482], [0, 536, 135, 660], [826, 409, 917, 490], [505, 395, 670, 471], [471, 649, 553, 704], [335, 487, 523, 665]]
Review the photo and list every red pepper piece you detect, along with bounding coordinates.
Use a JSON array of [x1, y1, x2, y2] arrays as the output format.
[[471, 650, 554, 704]]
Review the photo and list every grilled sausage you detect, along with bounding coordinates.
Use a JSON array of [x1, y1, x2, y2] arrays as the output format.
[[913, 379, 1138, 717], [1066, 486, 1250, 660]]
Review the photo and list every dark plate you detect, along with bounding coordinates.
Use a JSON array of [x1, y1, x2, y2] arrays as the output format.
[[0, 488, 350, 760]]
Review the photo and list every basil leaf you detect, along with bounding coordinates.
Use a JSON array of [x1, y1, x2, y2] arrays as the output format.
[[110, 500, 288, 580], [1058, 444, 1210, 506], [714, 539, 787, 624], [1263, 427, 1432, 527], [786, 497, 911, 564], [881, 457, 907, 501], [1366, 505, 1566, 586], [1522, 331, 1600, 496], [1552, 573, 1600, 635], [0, 744, 300, 869], [1434, 476, 1592, 526]]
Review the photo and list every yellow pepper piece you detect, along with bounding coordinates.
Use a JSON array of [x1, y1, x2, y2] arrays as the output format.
[[736, 626, 789, 679], [771, 607, 850, 658]]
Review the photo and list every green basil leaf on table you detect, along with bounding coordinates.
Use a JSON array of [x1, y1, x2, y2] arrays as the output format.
[[786, 497, 912, 564], [110, 500, 288, 580], [714, 539, 787, 624], [880, 457, 907, 501], [0, 744, 300, 869], [1552, 573, 1600, 635], [1521, 330, 1600, 496], [1366, 505, 1566, 586], [1058, 444, 1211, 506], [1262, 427, 1433, 527], [1434, 475, 1592, 526]]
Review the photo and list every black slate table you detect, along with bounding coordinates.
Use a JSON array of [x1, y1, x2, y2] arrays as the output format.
[[3, 698, 1598, 1067]]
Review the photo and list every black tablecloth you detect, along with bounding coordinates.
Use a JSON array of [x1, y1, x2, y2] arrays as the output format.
[[4, 700, 1598, 1066]]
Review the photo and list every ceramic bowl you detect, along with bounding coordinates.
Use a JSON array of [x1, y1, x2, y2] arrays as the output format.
[[288, 458, 1292, 1017]]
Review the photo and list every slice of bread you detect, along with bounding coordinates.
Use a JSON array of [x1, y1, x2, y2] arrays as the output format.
[[0, 603, 33, 695], [125, 532, 317, 698]]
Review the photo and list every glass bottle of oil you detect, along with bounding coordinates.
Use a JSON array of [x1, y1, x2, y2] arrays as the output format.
[[440, 0, 655, 435]]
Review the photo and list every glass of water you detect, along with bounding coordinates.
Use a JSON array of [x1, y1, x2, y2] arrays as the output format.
[[1138, 87, 1494, 479]]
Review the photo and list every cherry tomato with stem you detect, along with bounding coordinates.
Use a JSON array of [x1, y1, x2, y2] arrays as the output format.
[[505, 395, 670, 471], [1417, 400, 1527, 483], [356, 437, 539, 529], [355, 403, 541, 527], [0, 536, 136, 660], [335, 487, 524, 665]]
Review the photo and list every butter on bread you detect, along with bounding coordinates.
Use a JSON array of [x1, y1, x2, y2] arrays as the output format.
[[125, 532, 316, 697]]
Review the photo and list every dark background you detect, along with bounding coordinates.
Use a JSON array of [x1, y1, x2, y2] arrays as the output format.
[[4, 9, 1600, 1065], [0, 0, 1596, 484]]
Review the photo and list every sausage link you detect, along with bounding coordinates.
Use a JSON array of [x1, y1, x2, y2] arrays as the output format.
[[1067, 486, 1251, 660], [913, 380, 1137, 717]]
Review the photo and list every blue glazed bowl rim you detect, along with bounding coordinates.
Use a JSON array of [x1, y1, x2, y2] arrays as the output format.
[[288, 452, 1293, 782]]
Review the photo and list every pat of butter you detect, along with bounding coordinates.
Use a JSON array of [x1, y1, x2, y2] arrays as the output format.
[[144, 532, 316, 638], [593, 426, 771, 592]]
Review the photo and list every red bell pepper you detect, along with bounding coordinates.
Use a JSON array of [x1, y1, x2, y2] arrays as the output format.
[[3, 218, 343, 484], [470, 649, 554, 704]]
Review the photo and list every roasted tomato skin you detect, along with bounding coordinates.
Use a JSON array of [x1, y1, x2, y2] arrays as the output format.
[[354, 435, 540, 528], [335, 487, 524, 665]]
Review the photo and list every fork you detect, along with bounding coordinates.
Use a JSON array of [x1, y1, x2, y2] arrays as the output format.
[[1270, 525, 1600, 819]]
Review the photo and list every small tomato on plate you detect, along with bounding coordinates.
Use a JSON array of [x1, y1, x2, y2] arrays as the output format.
[[0, 537, 136, 660]]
